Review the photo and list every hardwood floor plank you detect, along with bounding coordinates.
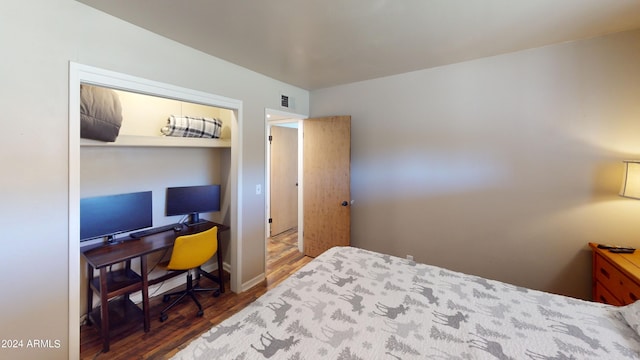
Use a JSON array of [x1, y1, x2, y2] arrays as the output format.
[[80, 229, 310, 359]]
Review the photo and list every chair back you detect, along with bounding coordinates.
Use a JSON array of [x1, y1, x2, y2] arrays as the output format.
[[167, 226, 218, 270]]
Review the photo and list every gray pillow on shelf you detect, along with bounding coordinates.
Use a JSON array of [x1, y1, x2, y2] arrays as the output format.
[[80, 85, 123, 142]]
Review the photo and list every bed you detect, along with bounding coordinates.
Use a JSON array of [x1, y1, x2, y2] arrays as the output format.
[[172, 246, 640, 359]]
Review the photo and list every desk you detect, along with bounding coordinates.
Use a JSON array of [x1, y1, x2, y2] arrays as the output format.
[[81, 221, 228, 353]]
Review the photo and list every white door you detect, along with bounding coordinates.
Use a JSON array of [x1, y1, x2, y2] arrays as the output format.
[[270, 125, 298, 236]]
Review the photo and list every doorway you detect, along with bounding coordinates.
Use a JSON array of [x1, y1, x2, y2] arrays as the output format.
[[270, 124, 298, 237], [264, 111, 352, 272], [265, 109, 305, 273]]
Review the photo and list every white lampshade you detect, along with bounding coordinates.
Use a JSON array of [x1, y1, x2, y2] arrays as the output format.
[[620, 160, 640, 200]]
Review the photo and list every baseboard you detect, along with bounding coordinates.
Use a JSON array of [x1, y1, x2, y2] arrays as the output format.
[[241, 272, 266, 292]]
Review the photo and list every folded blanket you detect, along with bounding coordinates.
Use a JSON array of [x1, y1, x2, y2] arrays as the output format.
[[161, 115, 222, 139], [80, 85, 123, 142]]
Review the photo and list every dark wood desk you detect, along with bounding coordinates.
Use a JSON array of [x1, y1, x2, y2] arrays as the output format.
[[81, 221, 228, 353]]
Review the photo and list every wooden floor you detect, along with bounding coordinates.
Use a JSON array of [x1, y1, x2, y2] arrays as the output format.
[[80, 228, 310, 359]]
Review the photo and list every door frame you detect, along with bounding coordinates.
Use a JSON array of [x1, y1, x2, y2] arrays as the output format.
[[264, 108, 306, 264], [69, 62, 243, 358]]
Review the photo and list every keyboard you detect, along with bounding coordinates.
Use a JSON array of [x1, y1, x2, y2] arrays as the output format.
[[130, 223, 180, 238]]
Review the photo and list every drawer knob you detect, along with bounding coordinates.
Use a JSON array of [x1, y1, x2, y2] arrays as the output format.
[[600, 268, 610, 279]]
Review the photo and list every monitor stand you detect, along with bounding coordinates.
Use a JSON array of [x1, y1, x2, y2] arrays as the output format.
[[186, 213, 207, 227], [105, 234, 136, 245]]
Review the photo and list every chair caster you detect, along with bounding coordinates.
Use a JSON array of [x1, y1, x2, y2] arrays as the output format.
[[213, 289, 221, 298], [163, 295, 170, 302], [197, 310, 204, 317], [160, 313, 168, 322]]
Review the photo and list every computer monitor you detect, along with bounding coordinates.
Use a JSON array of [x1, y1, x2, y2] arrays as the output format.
[[80, 191, 153, 243], [166, 184, 221, 226]]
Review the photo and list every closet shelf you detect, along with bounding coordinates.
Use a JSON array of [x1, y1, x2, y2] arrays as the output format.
[[80, 135, 231, 148]]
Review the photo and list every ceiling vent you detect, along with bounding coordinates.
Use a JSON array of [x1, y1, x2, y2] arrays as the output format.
[[280, 94, 293, 109]]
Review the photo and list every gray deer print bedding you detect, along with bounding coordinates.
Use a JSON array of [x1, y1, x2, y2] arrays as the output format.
[[172, 246, 640, 359]]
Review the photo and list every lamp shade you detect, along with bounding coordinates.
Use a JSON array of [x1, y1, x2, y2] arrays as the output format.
[[620, 160, 640, 200]]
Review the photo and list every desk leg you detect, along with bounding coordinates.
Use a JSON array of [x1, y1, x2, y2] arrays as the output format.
[[124, 260, 132, 303], [86, 265, 94, 325], [98, 267, 110, 353], [217, 248, 225, 293], [196, 249, 225, 294], [140, 255, 150, 332]]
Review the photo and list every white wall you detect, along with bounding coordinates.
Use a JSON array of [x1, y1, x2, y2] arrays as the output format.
[[311, 29, 640, 300], [0, 1, 308, 359]]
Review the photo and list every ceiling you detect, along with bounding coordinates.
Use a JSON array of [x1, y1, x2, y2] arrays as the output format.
[[77, 0, 640, 90]]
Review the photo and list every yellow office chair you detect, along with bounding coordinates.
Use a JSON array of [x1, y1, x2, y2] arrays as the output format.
[[159, 226, 220, 322]]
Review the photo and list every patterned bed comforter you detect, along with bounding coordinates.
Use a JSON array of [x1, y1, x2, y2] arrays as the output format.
[[173, 246, 640, 359]]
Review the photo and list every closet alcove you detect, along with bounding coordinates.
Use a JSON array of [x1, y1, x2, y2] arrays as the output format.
[[68, 63, 242, 351]]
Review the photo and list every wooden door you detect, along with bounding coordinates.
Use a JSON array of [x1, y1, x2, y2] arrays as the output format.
[[303, 116, 351, 257], [270, 125, 298, 236]]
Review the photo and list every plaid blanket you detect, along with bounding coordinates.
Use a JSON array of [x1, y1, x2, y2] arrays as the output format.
[[161, 115, 222, 138]]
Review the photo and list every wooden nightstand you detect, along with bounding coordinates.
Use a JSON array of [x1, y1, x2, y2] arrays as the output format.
[[589, 242, 640, 305]]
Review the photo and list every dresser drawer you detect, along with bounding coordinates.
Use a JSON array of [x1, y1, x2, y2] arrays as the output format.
[[594, 253, 640, 305], [594, 281, 624, 306]]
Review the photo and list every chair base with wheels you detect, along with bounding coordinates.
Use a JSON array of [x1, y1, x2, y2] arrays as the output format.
[[157, 226, 220, 322], [159, 267, 221, 322]]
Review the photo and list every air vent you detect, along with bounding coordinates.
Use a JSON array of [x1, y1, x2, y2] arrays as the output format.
[[280, 94, 290, 109]]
